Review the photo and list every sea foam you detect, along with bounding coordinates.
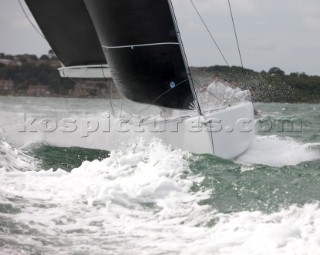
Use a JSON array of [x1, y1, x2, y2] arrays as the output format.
[[237, 135, 320, 167], [1, 138, 320, 254]]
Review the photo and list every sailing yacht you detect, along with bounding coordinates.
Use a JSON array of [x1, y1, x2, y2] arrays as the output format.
[[24, 0, 255, 159]]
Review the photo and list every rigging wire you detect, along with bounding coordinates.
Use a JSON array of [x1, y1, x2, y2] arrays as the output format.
[[19, 0, 118, 119], [18, 0, 46, 40], [62, 69, 119, 120], [19, 0, 117, 117], [119, 98, 124, 118], [227, 0, 244, 68], [123, 78, 229, 124], [123, 78, 193, 123], [67, 77, 105, 101], [101, 66, 115, 117], [168, 0, 202, 116], [189, 0, 230, 67]]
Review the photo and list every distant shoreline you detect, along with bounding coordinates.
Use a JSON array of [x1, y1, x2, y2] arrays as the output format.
[[1, 95, 319, 105], [1, 53, 319, 103]]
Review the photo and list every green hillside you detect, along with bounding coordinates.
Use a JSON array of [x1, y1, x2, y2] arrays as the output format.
[[1, 53, 319, 102]]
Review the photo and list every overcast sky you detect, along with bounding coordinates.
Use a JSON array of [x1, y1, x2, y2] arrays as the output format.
[[1, 0, 320, 75]]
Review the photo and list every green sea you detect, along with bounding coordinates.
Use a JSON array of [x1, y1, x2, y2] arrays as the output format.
[[0, 97, 320, 255]]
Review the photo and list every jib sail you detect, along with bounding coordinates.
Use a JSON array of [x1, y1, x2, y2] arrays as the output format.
[[84, 0, 195, 109], [25, 0, 110, 78]]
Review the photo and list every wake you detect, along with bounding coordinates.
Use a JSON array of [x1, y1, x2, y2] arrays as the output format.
[[237, 135, 320, 167]]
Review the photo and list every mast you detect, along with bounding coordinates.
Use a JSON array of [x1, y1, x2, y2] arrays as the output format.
[[167, 0, 202, 115]]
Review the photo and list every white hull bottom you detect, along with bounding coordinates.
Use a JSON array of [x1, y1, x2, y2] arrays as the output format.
[[144, 102, 255, 159], [14, 101, 254, 160]]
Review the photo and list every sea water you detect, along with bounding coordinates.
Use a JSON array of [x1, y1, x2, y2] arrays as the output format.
[[0, 97, 320, 255]]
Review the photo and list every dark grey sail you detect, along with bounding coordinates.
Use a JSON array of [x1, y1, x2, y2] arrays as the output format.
[[84, 0, 195, 109], [25, 0, 106, 67]]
